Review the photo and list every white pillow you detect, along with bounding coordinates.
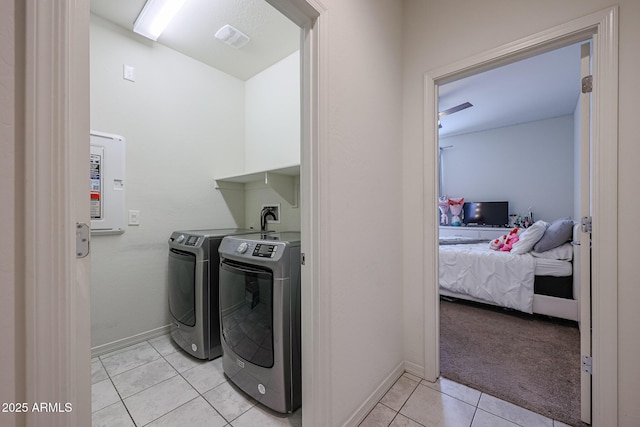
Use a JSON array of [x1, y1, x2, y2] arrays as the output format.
[[531, 242, 573, 261], [511, 220, 549, 254]]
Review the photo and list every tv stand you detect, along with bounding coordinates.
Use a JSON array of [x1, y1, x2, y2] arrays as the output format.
[[439, 225, 511, 240]]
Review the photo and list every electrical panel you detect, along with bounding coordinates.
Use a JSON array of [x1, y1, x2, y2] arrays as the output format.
[[90, 131, 126, 235]]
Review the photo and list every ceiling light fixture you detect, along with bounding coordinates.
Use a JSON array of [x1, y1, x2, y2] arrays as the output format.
[[214, 24, 250, 49], [133, 0, 187, 41]]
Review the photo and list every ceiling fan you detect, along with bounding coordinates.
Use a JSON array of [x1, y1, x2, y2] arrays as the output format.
[[438, 101, 473, 128]]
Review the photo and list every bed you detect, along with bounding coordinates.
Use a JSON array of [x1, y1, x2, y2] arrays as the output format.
[[439, 221, 579, 321]]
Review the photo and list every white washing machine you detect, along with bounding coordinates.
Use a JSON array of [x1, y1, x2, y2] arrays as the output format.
[[218, 232, 301, 414]]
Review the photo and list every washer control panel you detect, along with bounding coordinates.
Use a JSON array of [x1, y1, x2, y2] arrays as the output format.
[[168, 233, 201, 247], [183, 235, 201, 246], [252, 243, 278, 258]]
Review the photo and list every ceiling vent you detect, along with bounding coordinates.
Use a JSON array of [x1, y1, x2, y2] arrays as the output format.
[[214, 24, 250, 49]]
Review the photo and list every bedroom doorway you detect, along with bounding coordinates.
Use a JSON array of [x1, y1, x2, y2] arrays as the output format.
[[436, 31, 592, 422]]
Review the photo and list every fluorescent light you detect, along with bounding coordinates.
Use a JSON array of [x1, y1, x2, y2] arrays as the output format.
[[133, 0, 187, 41]]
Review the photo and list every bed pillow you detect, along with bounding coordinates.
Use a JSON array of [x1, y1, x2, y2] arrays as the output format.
[[531, 242, 573, 261], [533, 217, 574, 253], [511, 220, 549, 254]]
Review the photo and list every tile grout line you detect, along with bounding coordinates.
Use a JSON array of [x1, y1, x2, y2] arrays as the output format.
[[102, 356, 139, 426], [117, 341, 169, 426], [469, 406, 479, 427], [388, 376, 426, 427], [474, 391, 533, 427]]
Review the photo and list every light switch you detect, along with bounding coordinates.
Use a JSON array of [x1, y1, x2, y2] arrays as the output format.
[[123, 64, 136, 82], [128, 210, 140, 226]]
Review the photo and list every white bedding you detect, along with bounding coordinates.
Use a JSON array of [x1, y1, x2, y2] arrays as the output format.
[[439, 242, 574, 313], [439, 243, 536, 313]]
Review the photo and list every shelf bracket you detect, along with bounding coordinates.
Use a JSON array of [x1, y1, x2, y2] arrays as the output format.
[[264, 172, 295, 205]]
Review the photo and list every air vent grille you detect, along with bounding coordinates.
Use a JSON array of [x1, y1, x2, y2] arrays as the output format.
[[214, 24, 250, 49]]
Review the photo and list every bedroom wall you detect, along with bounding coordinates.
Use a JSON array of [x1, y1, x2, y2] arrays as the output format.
[[440, 115, 575, 223], [90, 15, 246, 349], [402, 1, 640, 425]]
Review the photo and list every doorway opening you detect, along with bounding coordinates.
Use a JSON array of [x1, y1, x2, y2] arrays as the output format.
[[87, 0, 319, 424], [435, 42, 589, 426]]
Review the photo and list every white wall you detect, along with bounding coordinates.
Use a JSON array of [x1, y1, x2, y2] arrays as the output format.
[[244, 179, 301, 232], [244, 50, 300, 231], [90, 15, 246, 349], [402, 1, 640, 425], [318, 1, 405, 424], [440, 115, 575, 222], [245, 51, 300, 172]]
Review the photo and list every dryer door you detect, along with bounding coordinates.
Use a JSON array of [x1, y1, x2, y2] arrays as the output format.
[[220, 260, 274, 368], [168, 249, 197, 327]]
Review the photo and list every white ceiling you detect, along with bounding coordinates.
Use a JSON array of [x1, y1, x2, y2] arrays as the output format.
[[438, 43, 583, 137], [90, 0, 300, 81]]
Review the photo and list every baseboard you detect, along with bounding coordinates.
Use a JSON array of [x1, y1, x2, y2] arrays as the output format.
[[91, 324, 171, 358], [342, 361, 405, 427], [403, 360, 425, 380]]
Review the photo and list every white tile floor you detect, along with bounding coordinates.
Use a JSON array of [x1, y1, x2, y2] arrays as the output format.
[[91, 335, 301, 427], [92, 335, 572, 427]]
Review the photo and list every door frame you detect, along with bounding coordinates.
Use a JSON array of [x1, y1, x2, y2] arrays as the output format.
[[578, 41, 592, 424], [423, 6, 618, 426], [21, 0, 92, 426], [265, 2, 328, 424]]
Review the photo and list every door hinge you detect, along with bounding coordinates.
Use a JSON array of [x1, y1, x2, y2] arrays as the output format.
[[582, 75, 593, 93], [581, 216, 593, 233], [582, 355, 593, 375], [301, 252, 306, 266], [76, 223, 90, 258]]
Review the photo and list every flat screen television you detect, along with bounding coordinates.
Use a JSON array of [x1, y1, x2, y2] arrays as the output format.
[[462, 201, 509, 227]]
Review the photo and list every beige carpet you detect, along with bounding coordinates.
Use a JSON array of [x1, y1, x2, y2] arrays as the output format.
[[439, 299, 587, 427]]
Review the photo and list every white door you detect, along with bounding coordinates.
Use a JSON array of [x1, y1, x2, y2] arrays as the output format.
[[577, 42, 593, 424]]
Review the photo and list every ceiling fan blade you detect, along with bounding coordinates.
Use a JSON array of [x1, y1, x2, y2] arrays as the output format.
[[439, 101, 473, 117]]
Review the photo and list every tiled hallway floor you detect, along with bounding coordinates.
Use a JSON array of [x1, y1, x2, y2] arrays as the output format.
[[359, 373, 573, 427], [92, 335, 573, 427]]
